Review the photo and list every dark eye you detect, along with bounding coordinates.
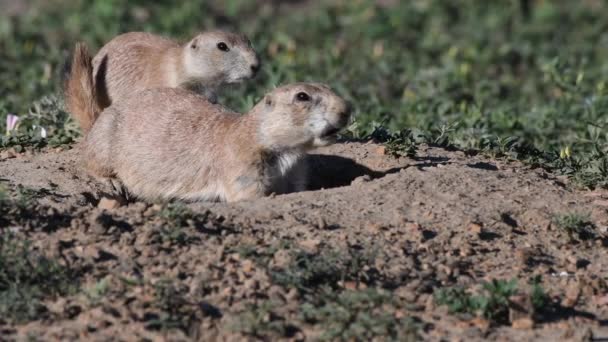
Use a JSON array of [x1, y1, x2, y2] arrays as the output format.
[[217, 42, 229, 51], [296, 92, 311, 101]]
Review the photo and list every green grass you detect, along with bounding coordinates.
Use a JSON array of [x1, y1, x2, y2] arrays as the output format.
[[434, 278, 549, 325], [230, 243, 416, 340], [231, 301, 294, 339], [0, 233, 79, 323], [233, 289, 419, 341], [299, 288, 419, 341], [0, 0, 607, 187], [269, 247, 377, 294], [157, 203, 197, 246], [553, 212, 597, 241], [145, 279, 197, 332]]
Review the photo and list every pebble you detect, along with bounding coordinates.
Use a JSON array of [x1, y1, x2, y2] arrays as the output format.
[[562, 282, 581, 308], [298, 238, 321, 254], [468, 222, 483, 235], [98, 198, 121, 210], [0, 149, 16, 160], [511, 317, 534, 329]]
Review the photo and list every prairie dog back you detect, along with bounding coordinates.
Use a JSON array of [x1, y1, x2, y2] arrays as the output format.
[[86, 89, 241, 201], [91, 31, 260, 106]]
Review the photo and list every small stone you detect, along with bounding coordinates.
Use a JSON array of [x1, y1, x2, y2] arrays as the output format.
[[286, 288, 298, 300], [351, 175, 372, 186], [515, 248, 534, 266], [272, 249, 291, 269], [98, 198, 121, 210], [365, 222, 383, 233], [469, 317, 490, 331], [220, 287, 234, 298], [592, 200, 608, 207], [562, 283, 581, 308], [343, 281, 358, 290], [375, 146, 387, 155], [511, 317, 534, 329], [0, 149, 16, 160], [405, 222, 421, 231], [468, 222, 483, 234], [596, 294, 608, 306], [299, 239, 321, 254], [509, 294, 534, 323], [316, 217, 327, 230], [241, 260, 254, 273], [243, 279, 259, 291]]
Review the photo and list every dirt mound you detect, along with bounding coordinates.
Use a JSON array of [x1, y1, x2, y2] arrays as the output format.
[[0, 141, 607, 340]]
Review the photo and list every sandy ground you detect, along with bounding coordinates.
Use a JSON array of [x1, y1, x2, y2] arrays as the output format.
[[0, 141, 607, 341]]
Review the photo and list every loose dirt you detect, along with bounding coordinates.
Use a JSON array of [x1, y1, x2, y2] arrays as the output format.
[[0, 141, 607, 341]]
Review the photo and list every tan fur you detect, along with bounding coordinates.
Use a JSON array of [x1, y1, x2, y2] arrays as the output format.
[[80, 84, 350, 202], [63, 43, 102, 134], [92, 31, 259, 106]]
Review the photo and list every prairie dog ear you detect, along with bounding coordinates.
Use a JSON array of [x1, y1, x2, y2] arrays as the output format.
[[190, 37, 199, 50]]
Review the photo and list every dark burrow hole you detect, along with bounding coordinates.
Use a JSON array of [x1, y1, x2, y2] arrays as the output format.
[[305, 154, 403, 191]]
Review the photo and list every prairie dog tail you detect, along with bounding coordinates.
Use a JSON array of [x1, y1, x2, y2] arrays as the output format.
[[64, 42, 102, 134]]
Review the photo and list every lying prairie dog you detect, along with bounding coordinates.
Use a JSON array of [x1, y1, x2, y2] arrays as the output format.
[[85, 30, 259, 109], [65, 43, 351, 202]]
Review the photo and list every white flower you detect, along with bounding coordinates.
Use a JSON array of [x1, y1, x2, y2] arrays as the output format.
[[6, 114, 19, 135], [32, 125, 48, 139]]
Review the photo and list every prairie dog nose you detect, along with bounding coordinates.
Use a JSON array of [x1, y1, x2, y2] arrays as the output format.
[[342, 101, 353, 118], [250, 61, 260, 75], [332, 101, 352, 127]]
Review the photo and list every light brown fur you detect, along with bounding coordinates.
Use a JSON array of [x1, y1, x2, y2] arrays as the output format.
[[91, 31, 259, 107], [63, 43, 103, 134], [67, 48, 350, 202]]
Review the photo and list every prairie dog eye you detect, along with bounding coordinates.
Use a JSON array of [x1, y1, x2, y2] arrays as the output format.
[[217, 42, 229, 51], [296, 92, 311, 101]]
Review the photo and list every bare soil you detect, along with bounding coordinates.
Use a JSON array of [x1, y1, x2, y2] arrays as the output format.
[[0, 141, 607, 341]]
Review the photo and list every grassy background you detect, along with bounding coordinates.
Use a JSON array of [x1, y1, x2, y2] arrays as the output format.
[[0, 0, 607, 187]]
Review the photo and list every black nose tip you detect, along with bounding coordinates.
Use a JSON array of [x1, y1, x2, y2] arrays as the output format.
[[250, 63, 260, 74], [343, 101, 353, 117]]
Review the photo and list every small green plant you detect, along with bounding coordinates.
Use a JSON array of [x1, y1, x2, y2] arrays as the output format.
[[270, 247, 376, 294], [299, 288, 418, 341], [15, 185, 38, 209], [553, 212, 596, 241], [146, 280, 196, 333], [475, 279, 518, 322], [231, 301, 292, 339], [159, 203, 194, 227], [374, 127, 419, 158], [435, 279, 520, 324], [157, 204, 195, 246], [434, 286, 475, 315], [229, 240, 292, 266], [84, 277, 110, 306], [529, 276, 549, 311], [0, 233, 79, 323], [0, 185, 6, 203]]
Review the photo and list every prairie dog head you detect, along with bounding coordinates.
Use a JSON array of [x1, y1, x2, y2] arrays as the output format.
[[183, 31, 260, 86], [254, 83, 351, 151]]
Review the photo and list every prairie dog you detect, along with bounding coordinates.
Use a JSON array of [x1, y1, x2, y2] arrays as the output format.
[[91, 31, 260, 108], [65, 44, 351, 202]]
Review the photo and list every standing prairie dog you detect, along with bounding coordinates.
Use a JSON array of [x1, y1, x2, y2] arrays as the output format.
[[91, 31, 260, 107], [66, 43, 351, 202]]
